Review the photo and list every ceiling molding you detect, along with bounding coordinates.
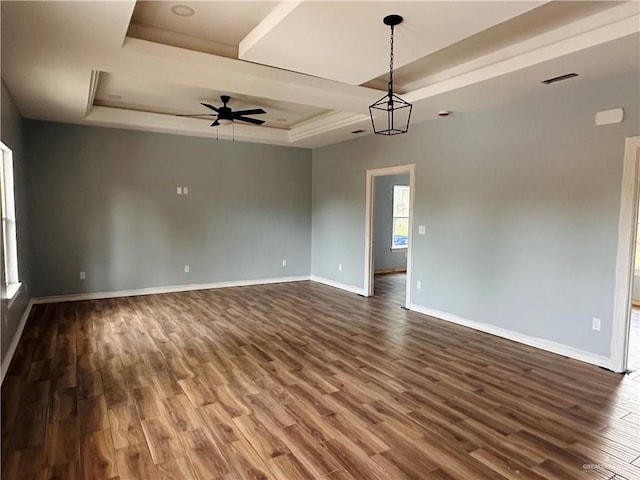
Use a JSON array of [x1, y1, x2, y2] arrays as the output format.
[[85, 106, 292, 146], [127, 24, 238, 59], [402, 1, 640, 93], [288, 111, 370, 143], [239, 1, 302, 60], [85, 70, 101, 117], [406, 10, 640, 104]]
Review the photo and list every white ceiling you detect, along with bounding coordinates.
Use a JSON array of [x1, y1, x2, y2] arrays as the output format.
[[239, 1, 545, 84], [2, 1, 639, 148]]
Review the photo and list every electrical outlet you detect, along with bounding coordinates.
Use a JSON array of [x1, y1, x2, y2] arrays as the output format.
[[183, 187, 189, 195], [177, 187, 183, 195], [338, 264, 342, 271], [592, 317, 601, 331], [417, 280, 421, 290], [184, 265, 190, 273], [282, 259, 287, 267], [79, 271, 86, 280]]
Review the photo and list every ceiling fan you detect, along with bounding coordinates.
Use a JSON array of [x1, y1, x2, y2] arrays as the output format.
[[177, 95, 266, 126]]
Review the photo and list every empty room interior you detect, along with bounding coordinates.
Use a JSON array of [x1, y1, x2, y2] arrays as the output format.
[[2, 1, 640, 479]]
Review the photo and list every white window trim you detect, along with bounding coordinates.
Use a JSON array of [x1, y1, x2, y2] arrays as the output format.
[[1, 141, 20, 304], [6, 282, 22, 308]]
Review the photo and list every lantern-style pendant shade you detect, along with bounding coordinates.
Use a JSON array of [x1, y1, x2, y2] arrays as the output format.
[[369, 14, 412, 136], [369, 92, 412, 135]]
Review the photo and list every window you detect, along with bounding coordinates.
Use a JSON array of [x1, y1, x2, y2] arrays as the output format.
[[392, 184, 410, 249], [1, 142, 20, 299]]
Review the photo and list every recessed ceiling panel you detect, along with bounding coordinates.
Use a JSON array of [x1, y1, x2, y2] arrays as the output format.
[[129, 1, 279, 57], [94, 72, 328, 129], [239, 1, 547, 85]]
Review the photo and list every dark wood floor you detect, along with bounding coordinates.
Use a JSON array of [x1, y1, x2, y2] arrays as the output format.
[[2, 275, 639, 479]]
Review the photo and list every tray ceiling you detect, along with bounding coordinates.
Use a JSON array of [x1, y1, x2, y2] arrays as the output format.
[[2, 1, 638, 148]]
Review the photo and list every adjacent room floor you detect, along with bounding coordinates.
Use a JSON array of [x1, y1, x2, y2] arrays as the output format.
[[2, 281, 639, 479], [372, 272, 406, 308]]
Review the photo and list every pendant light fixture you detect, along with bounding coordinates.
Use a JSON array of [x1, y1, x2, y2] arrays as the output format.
[[369, 14, 412, 135]]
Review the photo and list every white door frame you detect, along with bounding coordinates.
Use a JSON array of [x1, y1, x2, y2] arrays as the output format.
[[611, 136, 640, 373], [364, 164, 415, 307]]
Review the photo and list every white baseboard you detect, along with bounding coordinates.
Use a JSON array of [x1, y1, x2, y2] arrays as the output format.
[[409, 303, 611, 370], [1, 298, 34, 384], [33, 275, 311, 304], [310, 276, 366, 296]]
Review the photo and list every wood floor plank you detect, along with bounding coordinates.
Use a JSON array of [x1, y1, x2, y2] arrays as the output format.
[[232, 414, 290, 460], [78, 394, 109, 432], [1, 274, 639, 480], [80, 429, 118, 480], [178, 428, 228, 479], [140, 416, 183, 465], [44, 418, 79, 467], [276, 424, 342, 477], [115, 443, 159, 480], [107, 405, 146, 450]]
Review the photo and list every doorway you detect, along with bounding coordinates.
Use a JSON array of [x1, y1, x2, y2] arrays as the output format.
[[612, 136, 640, 373], [627, 187, 640, 372], [364, 164, 415, 307]]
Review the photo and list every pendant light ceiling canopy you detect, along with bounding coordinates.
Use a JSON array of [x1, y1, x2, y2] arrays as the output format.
[[369, 14, 412, 136]]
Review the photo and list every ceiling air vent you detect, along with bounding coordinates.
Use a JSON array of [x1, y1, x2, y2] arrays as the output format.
[[351, 129, 366, 134], [541, 73, 578, 85]]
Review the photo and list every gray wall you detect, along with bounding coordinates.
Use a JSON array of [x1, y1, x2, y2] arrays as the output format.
[[312, 70, 640, 357], [26, 121, 311, 297], [374, 174, 409, 271], [1, 81, 32, 364]]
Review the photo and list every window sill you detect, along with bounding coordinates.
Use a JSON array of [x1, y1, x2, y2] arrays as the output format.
[[6, 282, 22, 309], [391, 247, 407, 253]]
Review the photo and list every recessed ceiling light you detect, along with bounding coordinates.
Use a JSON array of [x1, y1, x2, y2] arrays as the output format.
[[171, 5, 195, 17], [107, 94, 122, 100], [351, 129, 366, 134]]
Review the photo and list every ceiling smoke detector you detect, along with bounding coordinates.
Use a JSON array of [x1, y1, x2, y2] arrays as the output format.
[[171, 5, 195, 17]]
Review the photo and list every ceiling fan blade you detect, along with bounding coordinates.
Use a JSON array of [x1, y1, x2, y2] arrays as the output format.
[[232, 108, 266, 116], [235, 116, 265, 125], [210, 120, 220, 127], [201, 102, 220, 113], [176, 113, 216, 117]]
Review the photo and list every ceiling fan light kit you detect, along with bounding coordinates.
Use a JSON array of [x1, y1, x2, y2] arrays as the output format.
[[369, 14, 412, 136]]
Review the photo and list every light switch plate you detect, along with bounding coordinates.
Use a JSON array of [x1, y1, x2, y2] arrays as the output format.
[[177, 187, 183, 195], [418, 225, 426, 235]]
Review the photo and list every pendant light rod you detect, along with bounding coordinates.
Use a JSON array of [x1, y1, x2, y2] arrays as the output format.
[[369, 14, 412, 136], [384, 14, 402, 101]]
